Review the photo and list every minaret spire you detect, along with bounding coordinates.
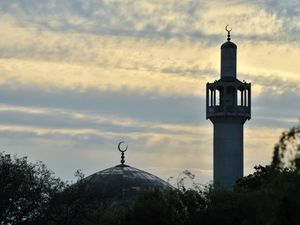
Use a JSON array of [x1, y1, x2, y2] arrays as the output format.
[[221, 26, 237, 79], [225, 25, 232, 42]]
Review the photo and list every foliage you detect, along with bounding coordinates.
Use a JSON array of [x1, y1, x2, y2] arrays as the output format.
[[0, 153, 64, 225], [46, 180, 104, 225], [271, 123, 300, 170]]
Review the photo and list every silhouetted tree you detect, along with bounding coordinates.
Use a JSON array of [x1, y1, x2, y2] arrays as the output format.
[[271, 123, 300, 170], [0, 152, 64, 225], [45, 171, 105, 225]]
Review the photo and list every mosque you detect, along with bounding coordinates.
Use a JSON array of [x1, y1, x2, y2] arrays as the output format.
[[79, 27, 251, 197]]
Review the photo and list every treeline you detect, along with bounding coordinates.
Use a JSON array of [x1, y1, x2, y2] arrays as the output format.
[[0, 124, 299, 225]]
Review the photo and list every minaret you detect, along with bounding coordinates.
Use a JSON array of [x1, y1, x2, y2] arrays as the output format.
[[206, 26, 251, 186]]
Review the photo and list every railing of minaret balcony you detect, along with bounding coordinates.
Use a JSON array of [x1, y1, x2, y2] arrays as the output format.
[[206, 81, 251, 119]]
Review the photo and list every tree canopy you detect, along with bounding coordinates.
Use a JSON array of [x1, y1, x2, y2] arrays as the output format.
[[0, 153, 64, 225]]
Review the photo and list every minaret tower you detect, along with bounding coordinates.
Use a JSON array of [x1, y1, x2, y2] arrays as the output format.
[[206, 26, 251, 186]]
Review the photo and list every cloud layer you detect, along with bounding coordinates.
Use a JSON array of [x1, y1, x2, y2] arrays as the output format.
[[0, 0, 299, 184]]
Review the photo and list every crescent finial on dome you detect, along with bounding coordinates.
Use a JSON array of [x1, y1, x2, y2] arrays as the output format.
[[118, 141, 128, 165]]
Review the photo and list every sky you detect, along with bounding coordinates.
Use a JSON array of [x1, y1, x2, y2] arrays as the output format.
[[0, 0, 299, 186]]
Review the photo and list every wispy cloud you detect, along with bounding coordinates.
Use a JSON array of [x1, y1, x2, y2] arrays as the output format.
[[0, 0, 298, 184]]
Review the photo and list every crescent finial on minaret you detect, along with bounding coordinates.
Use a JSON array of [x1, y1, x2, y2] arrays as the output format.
[[225, 25, 232, 42]]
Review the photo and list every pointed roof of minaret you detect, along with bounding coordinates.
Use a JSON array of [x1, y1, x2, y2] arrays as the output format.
[[221, 25, 237, 49]]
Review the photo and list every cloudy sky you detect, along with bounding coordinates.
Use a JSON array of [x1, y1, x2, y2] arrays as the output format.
[[0, 0, 299, 185]]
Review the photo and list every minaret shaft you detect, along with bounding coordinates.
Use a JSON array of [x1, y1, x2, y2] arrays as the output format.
[[213, 118, 244, 186]]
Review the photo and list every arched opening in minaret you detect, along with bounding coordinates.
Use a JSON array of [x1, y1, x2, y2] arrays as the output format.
[[208, 88, 212, 106], [245, 89, 248, 106], [216, 87, 224, 107], [215, 89, 220, 106], [237, 89, 242, 106], [208, 88, 218, 107], [237, 88, 250, 107]]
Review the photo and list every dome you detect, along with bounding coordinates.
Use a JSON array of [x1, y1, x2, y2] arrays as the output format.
[[81, 163, 172, 199], [79, 142, 173, 199]]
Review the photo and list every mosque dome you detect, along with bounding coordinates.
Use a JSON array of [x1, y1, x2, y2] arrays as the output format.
[[80, 142, 172, 199], [82, 164, 172, 199]]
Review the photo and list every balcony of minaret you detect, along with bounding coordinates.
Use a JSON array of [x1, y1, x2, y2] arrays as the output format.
[[206, 80, 251, 119]]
